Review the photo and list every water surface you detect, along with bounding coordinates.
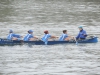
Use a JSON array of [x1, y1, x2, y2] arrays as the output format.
[[0, 0, 100, 75]]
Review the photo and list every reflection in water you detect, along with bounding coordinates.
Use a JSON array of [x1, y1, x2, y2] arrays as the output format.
[[0, 0, 100, 75]]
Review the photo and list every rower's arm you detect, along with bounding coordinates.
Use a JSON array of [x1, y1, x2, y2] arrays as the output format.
[[34, 36, 38, 39], [13, 34, 21, 38], [83, 31, 87, 37], [51, 36, 58, 38]]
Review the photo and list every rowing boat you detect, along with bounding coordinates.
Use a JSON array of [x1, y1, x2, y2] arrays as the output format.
[[0, 36, 98, 46]]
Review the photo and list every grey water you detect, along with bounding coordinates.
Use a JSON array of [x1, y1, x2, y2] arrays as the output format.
[[0, 0, 100, 75]]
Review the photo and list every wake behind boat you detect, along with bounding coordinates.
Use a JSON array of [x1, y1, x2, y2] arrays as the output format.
[[0, 36, 98, 46]]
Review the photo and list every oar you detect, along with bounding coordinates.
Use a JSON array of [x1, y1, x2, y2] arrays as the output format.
[[45, 41, 48, 45], [41, 38, 48, 45], [74, 37, 78, 45]]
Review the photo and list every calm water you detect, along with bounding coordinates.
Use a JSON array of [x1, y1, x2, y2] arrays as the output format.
[[0, 0, 100, 75]]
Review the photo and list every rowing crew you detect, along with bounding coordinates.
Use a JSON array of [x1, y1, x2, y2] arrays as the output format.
[[7, 26, 87, 41]]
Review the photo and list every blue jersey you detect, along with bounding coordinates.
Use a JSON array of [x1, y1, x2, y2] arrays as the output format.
[[59, 34, 68, 41], [76, 29, 87, 39], [24, 34, 33, 41], [7, 33, 21, 40], [41, 34, 51, 42]]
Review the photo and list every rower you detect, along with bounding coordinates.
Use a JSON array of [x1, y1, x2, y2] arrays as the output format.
[[41, 30, 58, 43], [23, 30, 38, 41], [59, 30, 73, 41], [76, 26, 87, 40], [7, 30, 21, 40]]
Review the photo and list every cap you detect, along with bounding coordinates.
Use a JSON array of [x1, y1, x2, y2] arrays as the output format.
[[78, 26, 83, 29], [44, 30, 48, 34], [9, 30, 13, 33], [28, 30, 33, 33]]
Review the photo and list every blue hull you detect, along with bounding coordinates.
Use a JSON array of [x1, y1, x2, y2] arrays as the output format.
[[0, 37, 98, 46]]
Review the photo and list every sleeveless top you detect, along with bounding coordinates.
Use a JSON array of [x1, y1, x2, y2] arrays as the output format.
[[24, 34, 33, 41], [59, 34, 68, 41]]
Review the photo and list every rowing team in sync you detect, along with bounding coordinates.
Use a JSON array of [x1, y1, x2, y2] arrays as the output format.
[[7, 26, 87, 42]]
